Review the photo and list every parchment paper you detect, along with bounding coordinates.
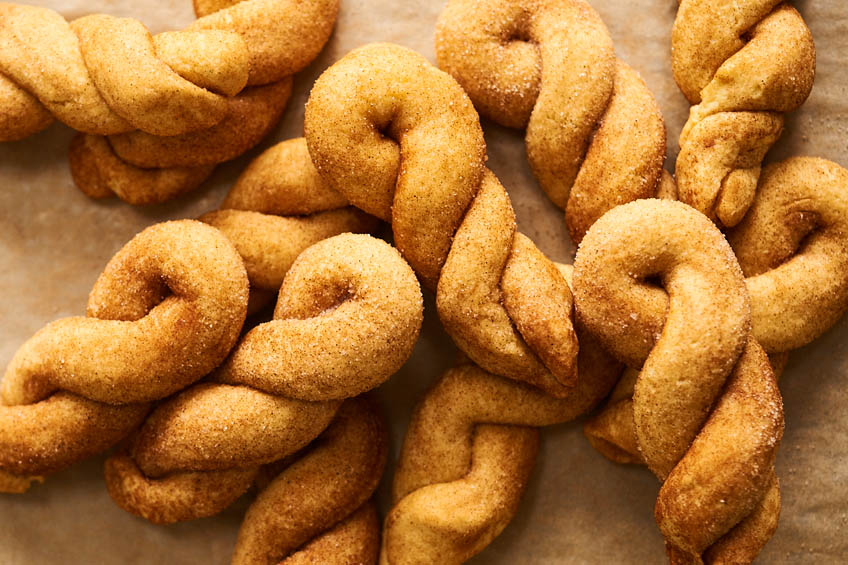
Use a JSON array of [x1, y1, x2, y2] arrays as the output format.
[[1, 1, 846, 563]]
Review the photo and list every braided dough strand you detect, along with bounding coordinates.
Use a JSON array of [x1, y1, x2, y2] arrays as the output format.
[[574, 200, 783, 562], [382, 358, 619, 565], [673, 1, 815, 227], [435, 0, 667, 243], [0, 220, 249, 492], [104, 233, 422, 523], [0, 0, 337, 139], [306, 43, 579, 396]]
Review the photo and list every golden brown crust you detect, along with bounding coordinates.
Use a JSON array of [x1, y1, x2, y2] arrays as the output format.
[[104, 234, 421, 524], [573, 199, 783, 562], [234, 397, 386, 564], [69, 134, 215, 205], [0, 0, 337, 137], [0, 220, 249, 492], [436, 171, 578, 396], [673, 2, 815, 226], [305, 43, 486, 289], [305, 43, 580, 396], [69, 77, 293, 205], [281, 502, 381, 565], [435, 0, 667, 242], [729, 157, 848, 352], [382, 359, 619, 564]]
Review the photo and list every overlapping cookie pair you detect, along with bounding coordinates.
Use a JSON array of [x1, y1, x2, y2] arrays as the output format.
[[0, 150, 423, 562], [1, 0, 339, 204], [1, 0, 846, 564]]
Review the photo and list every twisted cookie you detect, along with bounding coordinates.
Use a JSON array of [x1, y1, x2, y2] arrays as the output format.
[[305, 43, 578, 397], [0, 220, 249, 493], [435, 0, 667, 243], [585, 157, 848, 467], [68, 79, 292, 205], [0, 0, 338, 204], [383, 304, 623, 565], [104, 233, 422, 524], [200, 137, 378, 313], [673, 1, 815, 227], [574, 199, 783, 563], [0, 0, 337, 139]]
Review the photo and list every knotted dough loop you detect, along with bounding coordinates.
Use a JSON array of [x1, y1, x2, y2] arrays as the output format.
[[382, 358, 619, 565], [435, 0, 667, 243], [104, 233, 422, 524], [573, 199, 784, 563], [673, 1, 815, 227], [201, 137, 379, 304], [0, 0, 338, 140], [729, 157, 848, 353], [0, 220, 249, 492], [306, 43, 579, 396]]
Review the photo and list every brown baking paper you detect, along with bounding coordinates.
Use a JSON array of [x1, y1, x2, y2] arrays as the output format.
[[1, 0, 846, 563]]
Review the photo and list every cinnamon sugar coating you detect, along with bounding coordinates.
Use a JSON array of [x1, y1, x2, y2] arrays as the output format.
[[0, 220, 249, 492], [103, 233, 421, 524], [305, 43, 579, 396], [435, 0, 667, 243], [673, 1, 815, 227], [574, 199, 783, 563]]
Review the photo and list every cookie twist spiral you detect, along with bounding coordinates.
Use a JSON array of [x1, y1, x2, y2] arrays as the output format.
[[382, 348, 621, 565], [103, 233, 422, 525], [0, 220, 249, 494], [583, 159, 848, 558], [673, 0, 815, 227], [305, 42, 579, 397], [573, 199, 784, 563], [435, 0, 667, 243]]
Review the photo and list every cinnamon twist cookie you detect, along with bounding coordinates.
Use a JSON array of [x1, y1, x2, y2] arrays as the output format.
[[573, 199, 784, 563], [673, 1, 815, 227], [584, 157, 848, 465], [435, 0, 667, 243], [0, 0, 337, 139], [0, 220, 249, 493], [382, 355, 620, 565], [200, 137, 379, 313], [104, 233, 422, 524], [305, 43, 579, 397], [0, 0, 338, 204]]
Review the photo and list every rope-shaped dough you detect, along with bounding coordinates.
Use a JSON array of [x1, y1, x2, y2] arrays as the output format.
[[200, 136, 379, 313], [305, 42, 579, 397], [435, 0, 667, 243], [573, 199, 784, 563], [0, 220, 249, 493], [233, 396, 386, 565], [0, 0, 338, 139], [1, 0, 337, 205], [382, 353, 620, 564], [673, 1, 815, 227], [103, 233, 422, 524]]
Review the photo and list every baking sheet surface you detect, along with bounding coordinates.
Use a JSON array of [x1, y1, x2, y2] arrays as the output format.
[[1, 1, 846, 563]]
